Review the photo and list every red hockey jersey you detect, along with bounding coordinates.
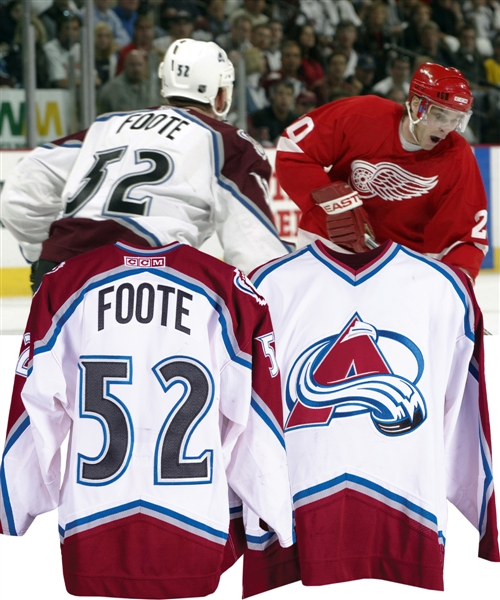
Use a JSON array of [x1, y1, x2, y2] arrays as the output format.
[[276, 95, 489, 278], [0, 242, 293, 599]]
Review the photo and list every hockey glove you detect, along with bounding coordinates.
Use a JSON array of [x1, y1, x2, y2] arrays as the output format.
[[311, 181, 377, 253]]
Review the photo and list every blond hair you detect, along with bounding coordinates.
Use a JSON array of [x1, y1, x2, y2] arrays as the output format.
[[95, 22, 118, 59]]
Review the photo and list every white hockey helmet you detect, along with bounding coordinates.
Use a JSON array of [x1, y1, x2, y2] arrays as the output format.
[[158, 39, 235, 119]]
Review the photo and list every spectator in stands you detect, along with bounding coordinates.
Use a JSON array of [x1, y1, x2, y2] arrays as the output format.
[[39, 0, 76, 41], [484, 34, 500, 84], [0, 56, 15, 88], [265, 19, 284, 71], [400, 2, 433, 51], [262, 39, 307, 99], [216, 14, 252, 56], [250, 22, 272, 72], [397, 0, 421, 25], [94, 22, 118, 91], [251, 22, 272, 52], [452, 22, 492, 140], [452, 21, 489, 86], [311, 50, 360, 105], [87, 0, 130, 50], [97, 48, 157, 115], [414, 20, 455, 66], [116, 14, 162, 103], [430, 0, 464, 39], [372, 55, 411, 95], [251, 80, 297, 146], [0, 0, 22, 54], [294, 88, 318, 117], [113, 0, 139, 41], [295, 0, 362, 51], [384, 84, 407, 104], [160, 0, 201, 22], [230, 0, 269, 27], [117, 14, 160, 73], [355, 1, 396, 83], [396, 0, 422, 22], [43, 12, 81, 89], [384, 0, 405, 38], [243, 46, 269, 114], [154, 9, 195, 54], [193, 0, 231, 42], [332, 20, 359, 78], [463, 0, 500, 44], [482, 34, 500, 141], [3, 12, 51, 89], [295, 23, 325, 87], [345, 52, 377, 94]]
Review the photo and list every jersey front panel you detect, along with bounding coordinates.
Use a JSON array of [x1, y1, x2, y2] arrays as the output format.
[[0, 242, 293, 599], [243, 240, 499, 595]]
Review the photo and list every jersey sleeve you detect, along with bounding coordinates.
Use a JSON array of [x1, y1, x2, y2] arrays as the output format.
[[275, 102, 357, 241], [0, 284, 69, 536], [1, 131, 85, 262], [214, 129, 292, 273], [444, 276, 499, 561], [423, 145, 488, 280], [221, 303, 294, 549]]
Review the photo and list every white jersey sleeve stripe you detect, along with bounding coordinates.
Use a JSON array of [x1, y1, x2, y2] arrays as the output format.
[[1, 416, 31, 535], [250, 393, 285, 449], [41, 140, 83, 150]]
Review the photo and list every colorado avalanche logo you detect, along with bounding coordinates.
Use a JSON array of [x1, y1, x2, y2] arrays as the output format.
[[285, 315, 427, 435], [350, 160, 438, 201]]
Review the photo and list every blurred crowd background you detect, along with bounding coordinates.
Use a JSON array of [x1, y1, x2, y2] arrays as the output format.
[[1, 0, 500, 144]]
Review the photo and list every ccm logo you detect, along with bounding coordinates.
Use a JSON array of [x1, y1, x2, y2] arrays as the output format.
[[124, 257, 166, 267], [454, 96, 468, 104]]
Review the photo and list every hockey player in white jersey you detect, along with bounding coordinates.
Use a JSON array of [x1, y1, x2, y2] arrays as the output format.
[[1, 39, 290, 291]]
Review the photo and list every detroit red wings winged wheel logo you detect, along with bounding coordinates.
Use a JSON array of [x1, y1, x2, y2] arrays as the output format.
[[285, 315, 427, 435], [350, 160, 438, 201]]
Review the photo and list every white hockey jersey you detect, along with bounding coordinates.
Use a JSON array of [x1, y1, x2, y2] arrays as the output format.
[[1, 106, 290, 272], [243, 239, 499, 597], [0, 241, 293, 599]]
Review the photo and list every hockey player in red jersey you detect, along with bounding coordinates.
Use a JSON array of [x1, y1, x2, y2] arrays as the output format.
[[1, 39, 291, 291], [275, 62, 489, 281]]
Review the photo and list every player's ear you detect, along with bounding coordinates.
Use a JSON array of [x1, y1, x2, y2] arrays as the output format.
[[409, 95, 420, 115], [215, 88, 226, 113]]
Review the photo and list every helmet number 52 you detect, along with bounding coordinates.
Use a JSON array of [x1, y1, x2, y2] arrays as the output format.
[[177, 64, 190, 77]]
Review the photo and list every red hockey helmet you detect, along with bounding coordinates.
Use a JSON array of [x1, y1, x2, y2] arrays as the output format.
[[409, 62, 473, 112], [408, 63, 473, 133]]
